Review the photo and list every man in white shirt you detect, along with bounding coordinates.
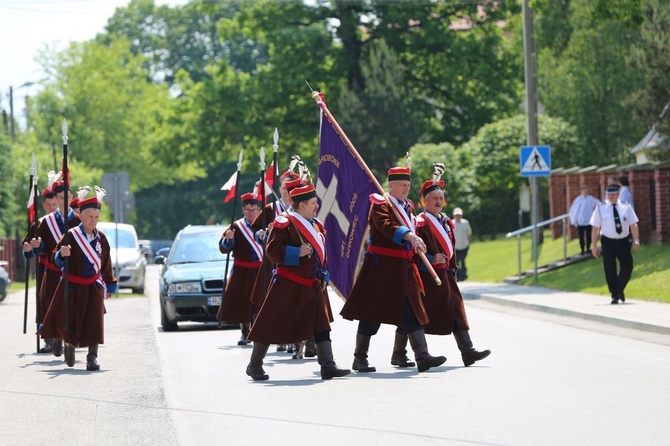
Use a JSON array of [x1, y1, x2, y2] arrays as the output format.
[[590, 184, 640, 304], [617, 175, 633, 208], [569, 184, 600, 255], [452, 207, 472, 281]]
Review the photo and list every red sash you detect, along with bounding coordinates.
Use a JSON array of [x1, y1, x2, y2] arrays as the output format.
[[420, 212, 454, 260], [67, 273, 100, 285], [234, 218, 263, 260], [366, 245, 425, 294], [233, 259, 262, 269], [275, 266, 318, 287]]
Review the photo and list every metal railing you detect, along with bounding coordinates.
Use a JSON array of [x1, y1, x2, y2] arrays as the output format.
[[506, 213, 570, 280]]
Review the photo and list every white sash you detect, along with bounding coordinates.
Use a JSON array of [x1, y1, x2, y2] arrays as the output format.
[[290, 213, 325, 265], [385, 192, 415, 233], [422, 212, 454, 260], [235, 218, 264, 260], [71, 226, 101, 273], [44, 213, 64, 243]]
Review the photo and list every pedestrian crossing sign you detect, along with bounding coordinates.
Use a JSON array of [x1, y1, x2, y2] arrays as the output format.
[[520, 146, 551, 177]]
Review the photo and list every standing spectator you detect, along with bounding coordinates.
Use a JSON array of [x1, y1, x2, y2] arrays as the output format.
[[452, 207, 472, 281], [590, 184, 640, 304], [617, 175, 633, 208], [569, 185, 600, 255]]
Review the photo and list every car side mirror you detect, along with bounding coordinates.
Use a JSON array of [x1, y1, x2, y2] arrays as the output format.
[[155, 255, 165, 265]]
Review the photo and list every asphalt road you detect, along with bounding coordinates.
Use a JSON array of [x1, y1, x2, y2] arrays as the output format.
[[1, 265, 669, 445]]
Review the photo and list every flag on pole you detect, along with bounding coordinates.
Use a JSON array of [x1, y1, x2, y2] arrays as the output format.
[[265, 159, 275, 189], [221, 171, 238, 203], [315, 111, 377, 298], [27, 184, 36, 223]]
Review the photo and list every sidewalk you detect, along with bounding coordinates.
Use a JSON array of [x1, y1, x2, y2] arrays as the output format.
[[459, 281, 670, 336]]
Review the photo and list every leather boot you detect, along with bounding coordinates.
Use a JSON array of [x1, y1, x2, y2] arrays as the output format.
[[86, 344, 100, 371], [352, 333, 376, 372], [52, 338, 63, 357], [316, 341, 351, 380], [238, 323, 250, 346], [40, 338, 54, 354], [454, 330, 491, 367], [246, 343, 270, 381], [390, 330, 416, 367], [64, 342, 76, 367], [407, 329, 446, 372], [304, 339, 317, 358]]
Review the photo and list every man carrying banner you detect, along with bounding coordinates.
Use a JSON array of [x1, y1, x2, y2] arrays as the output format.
[[217, 192, 263, 346], [340, 167, 446, 373], [23, 174, 81, 356], [414, 169, 491, 367], [245, 184, 350, 381], [39, 187, 117, 370]]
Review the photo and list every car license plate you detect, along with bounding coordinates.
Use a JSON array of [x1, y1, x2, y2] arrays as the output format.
[[208, 296, 222, 306]]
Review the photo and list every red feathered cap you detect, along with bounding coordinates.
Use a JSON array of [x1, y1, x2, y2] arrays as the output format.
[[241, 192, 261, 206], [420, 180, 445, 197], [387, 167, 411, 182], [284, 178, 307, 193], [289, 184, 316, 203], [78, 197, 102, 212], [279, 170, 297, 182]]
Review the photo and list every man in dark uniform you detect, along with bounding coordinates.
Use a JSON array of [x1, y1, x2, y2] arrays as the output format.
[[217, 192, 263, 345], [245, 184, 350, 381], [23, 175, 81, 356], [413, 175, 491, 367], [591, 184, 640, 304], [39, 188, 117, 370], [340, 167, 446, 373], [21, 179, 59, 353]]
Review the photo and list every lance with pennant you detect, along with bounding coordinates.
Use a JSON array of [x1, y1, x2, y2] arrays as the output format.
[[32, 156, 40, 352], [309, 89, 442, 286], [259, 147, 270, 300], [23, 155, 37, 335], [217, 150, 243, 327], [62, 119, 70, 329]]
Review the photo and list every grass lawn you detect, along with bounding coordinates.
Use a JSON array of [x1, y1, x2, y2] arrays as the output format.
[[467, 230, 670, 303]]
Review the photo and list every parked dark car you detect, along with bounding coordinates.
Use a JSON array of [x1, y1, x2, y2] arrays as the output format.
[[154, 247, 171, 262], [156, 225, 231, 331]]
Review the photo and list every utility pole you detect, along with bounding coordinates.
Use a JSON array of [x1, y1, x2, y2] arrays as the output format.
[[9, 86, 15, 140], [522, 0, 540, 279]]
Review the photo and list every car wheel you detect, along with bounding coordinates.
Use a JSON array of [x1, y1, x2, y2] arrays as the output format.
[[132, 285, 145, 294], [160, 296, 178, 332], [0, 292, 6, 303]]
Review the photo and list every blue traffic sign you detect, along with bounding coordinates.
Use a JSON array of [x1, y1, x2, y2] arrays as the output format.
[[520, 146, 551, 177]]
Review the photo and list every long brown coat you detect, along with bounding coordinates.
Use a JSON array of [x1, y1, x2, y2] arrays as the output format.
[[39, 225, 117, 347], [340, 195, 429, 328], [216, 219, 261, 323], [416, 212, 469, 335], [249, 202, 287, 307], [34, 210, 81, 329], [247, 215, 333, 345]]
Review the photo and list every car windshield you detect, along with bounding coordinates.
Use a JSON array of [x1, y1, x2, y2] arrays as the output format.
[[102, 228, 138, 249], [170, 230, 227, 264]]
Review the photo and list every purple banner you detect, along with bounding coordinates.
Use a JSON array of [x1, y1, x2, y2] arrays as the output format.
[[316, 112, 377, 299]]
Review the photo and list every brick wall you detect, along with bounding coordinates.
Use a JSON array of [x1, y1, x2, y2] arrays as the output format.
[[655, 167, 670, 243]]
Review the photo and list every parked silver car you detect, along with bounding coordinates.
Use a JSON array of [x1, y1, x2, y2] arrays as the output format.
[[97, 222, 147, 294]]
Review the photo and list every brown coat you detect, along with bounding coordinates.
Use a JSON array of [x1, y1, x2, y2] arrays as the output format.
[[34, 210, 81, 328], [39, 226, 117, 347], [249, 202, 286, 307], [216, 220, 261, 323], [340, 195, 429, 328], [247, 215, 333, 345], [416, 212, 469, 335]]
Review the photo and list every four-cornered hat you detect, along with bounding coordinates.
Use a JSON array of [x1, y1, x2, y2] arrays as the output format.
[[289, 184, 316, 203], [78, 186, 106, 212], [606, 184, 620, 194], [387, 167, 411, 182], [45, 171, 62, 196], [279, 170, 297, 182], [41, 187, 55, 199], [241, 192, 261, 206], [420, 162, 446, 197]]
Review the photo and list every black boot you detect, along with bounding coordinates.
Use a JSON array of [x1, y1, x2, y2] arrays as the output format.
[[52, 338, 63, 357], [304, 339, 317, 358], [238, 323, 250, 346], [39, 338, 54, 354], [454, 330, 490, 367], [407, 329, 446, 372], [391, 330, 416, 367], [352, 333, 376, 372], [86, 344, 100, 371], [246, 343, 270, 381], [64, 342, 76, 367], [317, 341, 351, 380]]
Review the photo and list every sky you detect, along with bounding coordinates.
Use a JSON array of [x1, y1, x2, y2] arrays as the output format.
[[0, 0, 189, 124]]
